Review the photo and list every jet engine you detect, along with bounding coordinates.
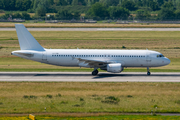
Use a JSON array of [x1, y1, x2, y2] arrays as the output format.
[[107, 63, 123, 73]]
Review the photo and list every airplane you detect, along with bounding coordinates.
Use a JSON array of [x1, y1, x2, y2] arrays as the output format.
[[11, 24, 170, 76]]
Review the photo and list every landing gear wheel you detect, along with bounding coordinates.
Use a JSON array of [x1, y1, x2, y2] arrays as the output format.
[[92, 70, 98, 76], [147, 67, 151, 76], [147, 71, 151, 75]]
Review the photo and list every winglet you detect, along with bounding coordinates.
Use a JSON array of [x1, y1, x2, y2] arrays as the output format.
[[15, 24, 45, 51]]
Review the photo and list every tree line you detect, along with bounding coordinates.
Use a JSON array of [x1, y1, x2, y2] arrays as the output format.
[[0, 0, 180, 20]]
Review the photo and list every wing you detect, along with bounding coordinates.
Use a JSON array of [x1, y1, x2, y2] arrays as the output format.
[[72, 56, 115, 68]]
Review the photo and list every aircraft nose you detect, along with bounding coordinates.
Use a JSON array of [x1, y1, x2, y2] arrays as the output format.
[[164, 58, 171, 65]]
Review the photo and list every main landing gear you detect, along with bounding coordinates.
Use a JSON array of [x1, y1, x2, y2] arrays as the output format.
[[147, 67, 151, 75], [92, 69, 99, 76]]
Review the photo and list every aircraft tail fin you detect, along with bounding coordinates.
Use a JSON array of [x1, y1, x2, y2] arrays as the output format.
[[15, 24, 45, 51]]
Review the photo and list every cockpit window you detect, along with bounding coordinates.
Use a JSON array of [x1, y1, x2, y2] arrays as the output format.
[[157, 54, 164, 58]]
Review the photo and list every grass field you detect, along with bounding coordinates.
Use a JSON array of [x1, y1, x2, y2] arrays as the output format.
[[1, 115, 180, 120], [0, 31, 180, 72], [2, 22, 180, 28], [0, 82, 180, 113]]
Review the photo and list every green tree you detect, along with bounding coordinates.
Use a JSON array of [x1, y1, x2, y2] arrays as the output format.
[[161, 1, 175, 10], [157, 0, 165, 7], [36, 5, 46, 16], [99, 0, 119, 7], [0, 0, 4, 9], [175, 10, 180, 19], [121, 0, 137, 11], [9, 0, 16, 10], [136, 0, 143, 7], [0, 13, 11, 19], [159, 8, 175, 20], [2, 0, 16, 10], [136, 9, 152, 20], [108, 6, 129, 20], [15, 0, 23, 10], [22, 0, 32, 11], [73, 11, 81, 19], [48, 0, 54, 5], [149, 1, 159, 11], [22, 12, 31, 20], [55, 10, 73, 19], [33, 0, 40, 11], [65, 0, 73, 5], [158, 1, 175, 20], [16, 0, 32, 11], [86, 2, 109, 19], [13, 13, 22, 18], [54, 0, 67, 6], [71, 0, 78, 5]]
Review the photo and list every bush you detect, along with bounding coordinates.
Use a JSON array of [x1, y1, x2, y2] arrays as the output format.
[[29, 95, 37, 99], [154, 104, 158, 108], [12, 13, 22, 19], [23, 95, 29, 99], [73, 104, 81, 107], [22, 12, 31, 20], [0, 9, 5, 13], [46, 94, 53, 98], [175, 100, 180, 104], [127, 95, 133, 97], [56, 93, 61, 97], [101, 96, 120, 104], [60, 101, 68, 104], [27, 9, 34, 13], [122, 45, 126, 49], [80, 98, 84, 101], [23, 95, 37, 99]]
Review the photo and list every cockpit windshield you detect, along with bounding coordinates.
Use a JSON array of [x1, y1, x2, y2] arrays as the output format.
[[157, 54, 164, 58]]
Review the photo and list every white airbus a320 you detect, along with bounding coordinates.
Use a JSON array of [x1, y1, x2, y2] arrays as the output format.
[[11, 24, 170, 75]]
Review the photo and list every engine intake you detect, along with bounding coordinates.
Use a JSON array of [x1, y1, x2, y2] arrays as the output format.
[[107, 63, 123, 73]]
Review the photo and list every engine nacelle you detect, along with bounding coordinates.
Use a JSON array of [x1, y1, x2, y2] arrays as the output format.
[[107, 63, 123, 73]]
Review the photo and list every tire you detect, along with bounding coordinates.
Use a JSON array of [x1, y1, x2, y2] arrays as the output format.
[[92, 70, 98, 76]]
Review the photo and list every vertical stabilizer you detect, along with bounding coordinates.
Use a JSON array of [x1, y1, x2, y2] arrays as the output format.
[[15, 24, 44, 51]]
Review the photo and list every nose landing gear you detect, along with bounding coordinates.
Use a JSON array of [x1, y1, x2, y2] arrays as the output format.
[[147, 67, 151, 75]]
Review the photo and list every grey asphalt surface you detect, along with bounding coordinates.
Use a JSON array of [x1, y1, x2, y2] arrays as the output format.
[[0, 72, 180, 82], [1, 28, 180, 31]]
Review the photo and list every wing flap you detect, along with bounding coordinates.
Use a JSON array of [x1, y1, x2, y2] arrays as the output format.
[[73, 57, 111, 67]]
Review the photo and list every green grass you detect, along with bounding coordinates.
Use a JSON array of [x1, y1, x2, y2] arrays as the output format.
[[35, 115, 180, 120], [1, 82, 180, 113], [1, 31, 180, 50], [1, 115, 180, 120]]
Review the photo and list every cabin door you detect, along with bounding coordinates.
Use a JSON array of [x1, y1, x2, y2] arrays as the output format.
[[42, 52, 47, 62], [146, 52, 151, 66]]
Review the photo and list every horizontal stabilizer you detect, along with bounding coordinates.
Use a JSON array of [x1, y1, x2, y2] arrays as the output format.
[[15, 24, 44, 51]]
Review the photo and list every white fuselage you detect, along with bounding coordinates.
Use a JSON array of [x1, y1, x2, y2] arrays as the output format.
[[12, 24, 171, 75], [12, 49, 170, 69]]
